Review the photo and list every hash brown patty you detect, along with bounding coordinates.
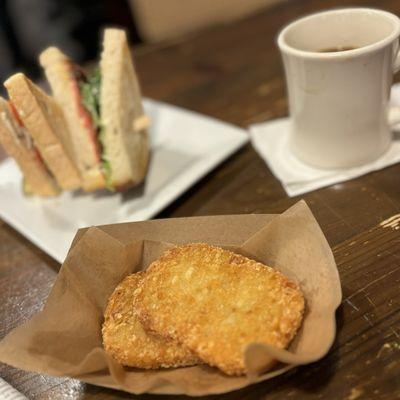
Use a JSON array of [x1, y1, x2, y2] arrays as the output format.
[[102, 272, 200, 368], [134, 243, 305, 375]]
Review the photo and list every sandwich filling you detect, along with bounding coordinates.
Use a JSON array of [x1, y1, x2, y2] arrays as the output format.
[[4, 102, 55, 192], [78, 68, 112, 188], [6, 102, 33, 150], [67, 62, 112, 189]]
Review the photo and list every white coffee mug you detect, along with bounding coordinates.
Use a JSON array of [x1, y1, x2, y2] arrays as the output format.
[[277, 8, 400, 168]]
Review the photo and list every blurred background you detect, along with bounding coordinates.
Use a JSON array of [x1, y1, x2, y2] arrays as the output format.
[[0, 0, 285, 86], [0, 0, 138, 84]]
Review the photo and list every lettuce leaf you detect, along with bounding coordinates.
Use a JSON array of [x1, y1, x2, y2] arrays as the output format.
[[79, 69, 114, 191], [79, 68, 101, 130]]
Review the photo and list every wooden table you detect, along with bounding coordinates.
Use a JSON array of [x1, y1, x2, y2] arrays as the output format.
[[2, 0, 400, 398]]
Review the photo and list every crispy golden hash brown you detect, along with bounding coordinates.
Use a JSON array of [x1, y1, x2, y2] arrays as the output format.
[[134, 243, 305, 375], [102, 272, 200, 368]]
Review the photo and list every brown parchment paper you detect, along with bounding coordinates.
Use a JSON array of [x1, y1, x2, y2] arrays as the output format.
[[0, 200, 342, 396]]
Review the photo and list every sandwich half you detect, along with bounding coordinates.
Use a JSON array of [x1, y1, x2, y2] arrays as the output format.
[[40, 28, 149, 191], [0, 97, 59, 196], [4, 73, 81, 191], [39, 48, 105, 191], [100, 28, 149, 190]]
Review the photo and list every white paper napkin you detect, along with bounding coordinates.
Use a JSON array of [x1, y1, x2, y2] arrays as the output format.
[[0, 378, 27, 400], [249, 84, 400, 197]]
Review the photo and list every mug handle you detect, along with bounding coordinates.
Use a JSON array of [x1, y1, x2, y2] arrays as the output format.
[[389, 45, 400, 126]]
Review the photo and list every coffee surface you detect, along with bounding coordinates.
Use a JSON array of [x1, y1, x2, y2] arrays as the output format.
[[318, 46, 358, 52]]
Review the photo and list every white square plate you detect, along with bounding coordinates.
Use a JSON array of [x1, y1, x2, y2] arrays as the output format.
[[0, 99, 248, 262]]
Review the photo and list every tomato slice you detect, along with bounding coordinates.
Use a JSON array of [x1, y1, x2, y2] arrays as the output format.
[[8, 101, 51, 174], [65, 61, 102, 162], [8, 101, 24, 127]]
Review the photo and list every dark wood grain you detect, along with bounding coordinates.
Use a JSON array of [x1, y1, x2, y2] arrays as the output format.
[[2, 0, 400, 398]]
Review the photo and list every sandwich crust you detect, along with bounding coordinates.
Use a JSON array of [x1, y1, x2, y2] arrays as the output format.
[[102, 272, 200, 369], [134, 243, 305, 375]]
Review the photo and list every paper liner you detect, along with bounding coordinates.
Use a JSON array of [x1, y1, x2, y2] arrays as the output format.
[[0, 200, 341, 396]]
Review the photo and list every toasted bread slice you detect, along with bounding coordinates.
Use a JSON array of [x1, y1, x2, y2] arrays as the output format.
[[102, 272, 200, 368], [135, 243, 305, 375], [39, 47, 105, 191], [4, 73, 81, 190], [0, 97, 59, 196], [100, 28, 149, 190]]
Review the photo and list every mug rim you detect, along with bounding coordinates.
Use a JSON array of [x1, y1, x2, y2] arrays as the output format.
[[277, 8, 400, 59]]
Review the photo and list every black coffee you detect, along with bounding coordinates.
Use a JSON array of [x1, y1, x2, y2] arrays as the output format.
[[318, 46, 358, 53]]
